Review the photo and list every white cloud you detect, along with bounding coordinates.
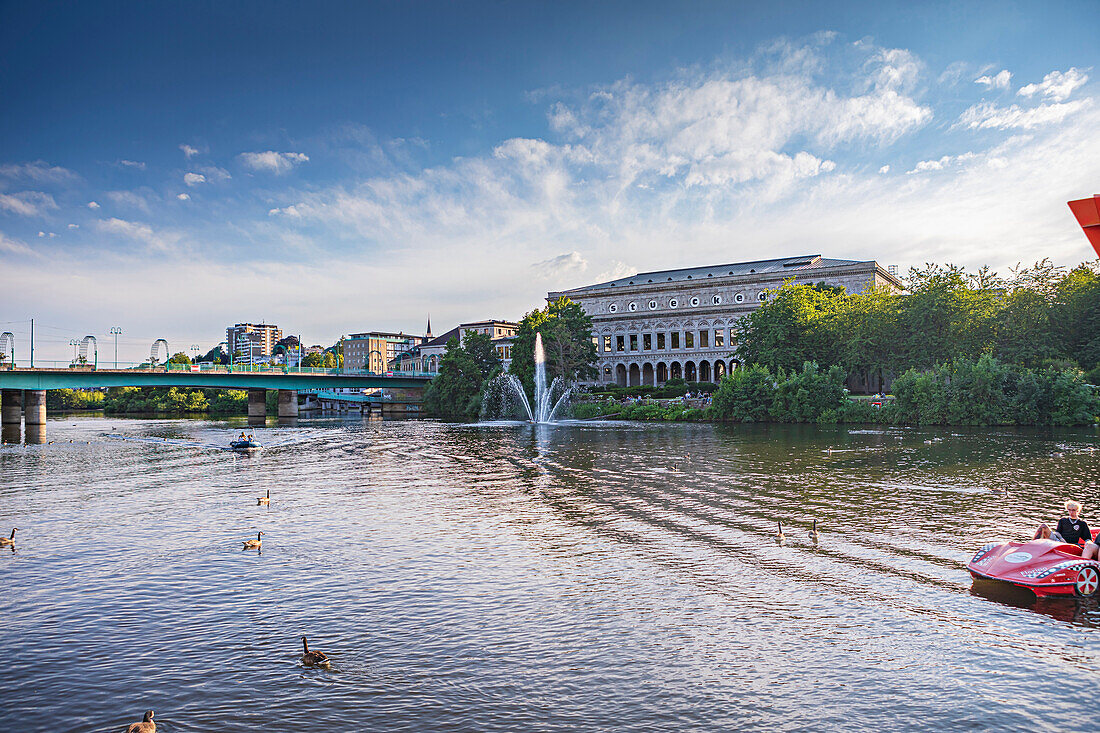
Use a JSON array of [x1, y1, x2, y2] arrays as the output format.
[[106, 190, 151, 213], [87, 201, 100, 209], [180, 144, 201, 158], [957, 100, 1090, 130], [533, 251, 588, 279], [118, 159, 146, 169], [906, 152, 977, 174], [177, 193, 190, 201], [94, 217, 180, 253], [879, 165, 890, 174], [184, 172, 206, 186], [197, 165, 231, 182], [0, 160, 79, 185], [0, 230, 34, 256], [268, 205, 303, 218], [975, 70, 1012, 90], [1018, 68, 1088, 101], [68, 223, 79, 229], [238, 151, 310, 174], [0, 191, 58, 217]]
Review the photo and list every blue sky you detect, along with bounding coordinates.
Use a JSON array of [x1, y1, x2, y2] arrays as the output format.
[[1, 1, 1098, 362]]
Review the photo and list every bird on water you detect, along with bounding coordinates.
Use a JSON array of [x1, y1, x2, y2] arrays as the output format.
[[776, 521, 786, 545], [126, 710, 155, 733], [301, 636, 330, 667], [243, 531, 264, 550], [809, 520, 820, 544], [258, 490, 270, 506], [0, 528, 17, 546]]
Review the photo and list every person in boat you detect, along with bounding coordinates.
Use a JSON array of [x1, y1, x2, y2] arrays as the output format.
[[1033, 500, 1092, 548], [237, 432, 247, 442], [247, 434, 255, 443]]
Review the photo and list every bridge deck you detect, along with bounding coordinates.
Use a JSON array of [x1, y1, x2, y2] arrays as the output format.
[[0, 367, 431, 391]]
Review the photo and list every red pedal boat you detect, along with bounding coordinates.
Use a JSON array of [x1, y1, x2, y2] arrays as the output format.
[[968, 530, 1100, 598]]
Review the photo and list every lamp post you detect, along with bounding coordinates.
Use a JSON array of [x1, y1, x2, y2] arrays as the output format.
[[69, 339, 79, 366], [109, 327, 122, 369]]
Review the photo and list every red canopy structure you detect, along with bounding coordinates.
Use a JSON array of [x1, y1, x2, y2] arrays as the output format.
[[1068, 195, 1100, 258]]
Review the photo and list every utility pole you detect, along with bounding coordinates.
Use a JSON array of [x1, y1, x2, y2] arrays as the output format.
[[30, 318, 34, 368], [110, 327, 122, 369]]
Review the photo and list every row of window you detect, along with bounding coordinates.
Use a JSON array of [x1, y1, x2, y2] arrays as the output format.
[[593, 329, 731, 354], [607, 292, 766, 314]]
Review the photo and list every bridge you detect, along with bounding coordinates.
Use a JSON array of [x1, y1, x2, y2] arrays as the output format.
[[0, 364, 433, 436]]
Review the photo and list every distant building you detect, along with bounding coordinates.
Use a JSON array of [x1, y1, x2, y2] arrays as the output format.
[[226, 323, 282, 364], [344, 331, 424, 373], [392, 319, 519, 373], [547, 254, 901, 386]]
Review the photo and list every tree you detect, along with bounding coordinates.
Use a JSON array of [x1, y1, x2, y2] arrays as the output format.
[[509, 297, 597, 397], [734, 281, 843, 373], [169, 352, 191, 365], [200, 345, 228, 364], [301, 351, 323, 368], [463, 330, 502, 381], [423, 337, 485, 419]]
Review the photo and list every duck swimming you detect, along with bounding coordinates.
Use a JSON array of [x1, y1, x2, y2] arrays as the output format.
[[243, 531, 264, 550], [126, 710, 155, 733], [301, 636, 330, 667]]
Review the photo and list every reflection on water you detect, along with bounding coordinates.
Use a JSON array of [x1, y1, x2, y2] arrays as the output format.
[[0, 416, 1098, 731]]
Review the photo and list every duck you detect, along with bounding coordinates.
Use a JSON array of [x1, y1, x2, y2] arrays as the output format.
[[126, 710, 156, 733], [242, 531, 264, 550], [1052, 451, 1065, 458], [776, 520, 786, 545], [809, 520, 820, 544], [0, 528, 17, 546], [257, 490, 270, 506], [301, 636, 330, 667]]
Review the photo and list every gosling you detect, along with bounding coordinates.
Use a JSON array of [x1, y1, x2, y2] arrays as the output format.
[[243, 531, 264, 550], [301, 636, 330, 667], [126, 710, 156, 733], [257, 490, 270, 506], [0, 528, 17, 546], [776, 520, 786, 545], [809, 520, 820, 544]]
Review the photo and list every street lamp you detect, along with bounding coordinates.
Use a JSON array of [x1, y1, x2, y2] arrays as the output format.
[[109, 327, 122, 369], [69, 339, 79, 365]]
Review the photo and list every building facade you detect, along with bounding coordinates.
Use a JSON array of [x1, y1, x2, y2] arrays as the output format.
[[392, 319, 519, 373], [226, 323, 282, 364], [547, 254, 901, 386], [344, 331, 424, 373]]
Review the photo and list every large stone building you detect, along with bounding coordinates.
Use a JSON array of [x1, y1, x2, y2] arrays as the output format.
[[547, 254, 901, 387]]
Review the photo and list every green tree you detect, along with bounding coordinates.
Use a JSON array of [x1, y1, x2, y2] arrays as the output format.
[[463, 330, 503, 381], [734, 281, 843, 373], [423, 337, 485, 419], [169, 352, 191, 365], [509, 297, 597, 397]]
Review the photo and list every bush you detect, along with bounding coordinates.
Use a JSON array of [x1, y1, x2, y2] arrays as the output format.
[[711, 365, 776, 422]]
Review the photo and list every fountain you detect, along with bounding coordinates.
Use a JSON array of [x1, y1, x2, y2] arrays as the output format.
[[484, 332, 573, 423]]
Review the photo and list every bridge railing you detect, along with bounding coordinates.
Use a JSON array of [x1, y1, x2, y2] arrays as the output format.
[[3, 361, 436, 378]]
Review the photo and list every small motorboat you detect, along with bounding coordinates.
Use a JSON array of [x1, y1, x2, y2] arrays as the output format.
[[967, 530, 1100, 598], [230, 437, 263, 453]]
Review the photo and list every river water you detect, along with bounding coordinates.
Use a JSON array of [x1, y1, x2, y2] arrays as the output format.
[[0, 416, 1098, 731]]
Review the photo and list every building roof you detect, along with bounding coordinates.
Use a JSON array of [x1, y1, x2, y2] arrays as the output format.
[[552, 254, 891, 293], [421, 326, 461, 349]]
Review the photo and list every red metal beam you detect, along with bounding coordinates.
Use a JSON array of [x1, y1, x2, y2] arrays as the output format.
[[1068, 195, 1100, 258]]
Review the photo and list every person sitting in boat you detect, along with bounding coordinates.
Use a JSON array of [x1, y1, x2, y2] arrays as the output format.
[[1033, 500, 1091, 548], [238, 432, 247, 442]]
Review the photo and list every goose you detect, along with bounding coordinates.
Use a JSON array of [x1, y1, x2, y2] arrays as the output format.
[[126, 710, 156, 733], [0, 529, 17, 546], [243, 531, 264, 550], [776, 521, 786, 545], [257, 490, 270, 506], [301, 636, 330, 667], [809, 520, 820, 544], [1053, 451, 1065, 458]]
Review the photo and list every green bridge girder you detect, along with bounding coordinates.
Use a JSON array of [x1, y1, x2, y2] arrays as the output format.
[[0, 368, 431, 392]]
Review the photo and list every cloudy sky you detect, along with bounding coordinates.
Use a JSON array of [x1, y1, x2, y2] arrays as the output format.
[[1, 1, 1098, 362]]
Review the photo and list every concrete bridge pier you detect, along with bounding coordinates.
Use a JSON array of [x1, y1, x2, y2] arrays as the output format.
[[248, 388, 266, 426], [25, 423, 46, 444], [2, 389, 22, 426], [24, 390, 46, 426], [277, 390, 298, 418]]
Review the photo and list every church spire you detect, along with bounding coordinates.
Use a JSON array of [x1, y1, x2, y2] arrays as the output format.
[[425, 313, 432, 340]]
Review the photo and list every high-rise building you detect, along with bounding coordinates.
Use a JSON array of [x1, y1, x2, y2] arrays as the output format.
[[226, 323, 282, 364], [343, 331, 424, 373]]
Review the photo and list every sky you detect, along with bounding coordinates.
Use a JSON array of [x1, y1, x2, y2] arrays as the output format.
[[1, 0, 1098, 363]]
